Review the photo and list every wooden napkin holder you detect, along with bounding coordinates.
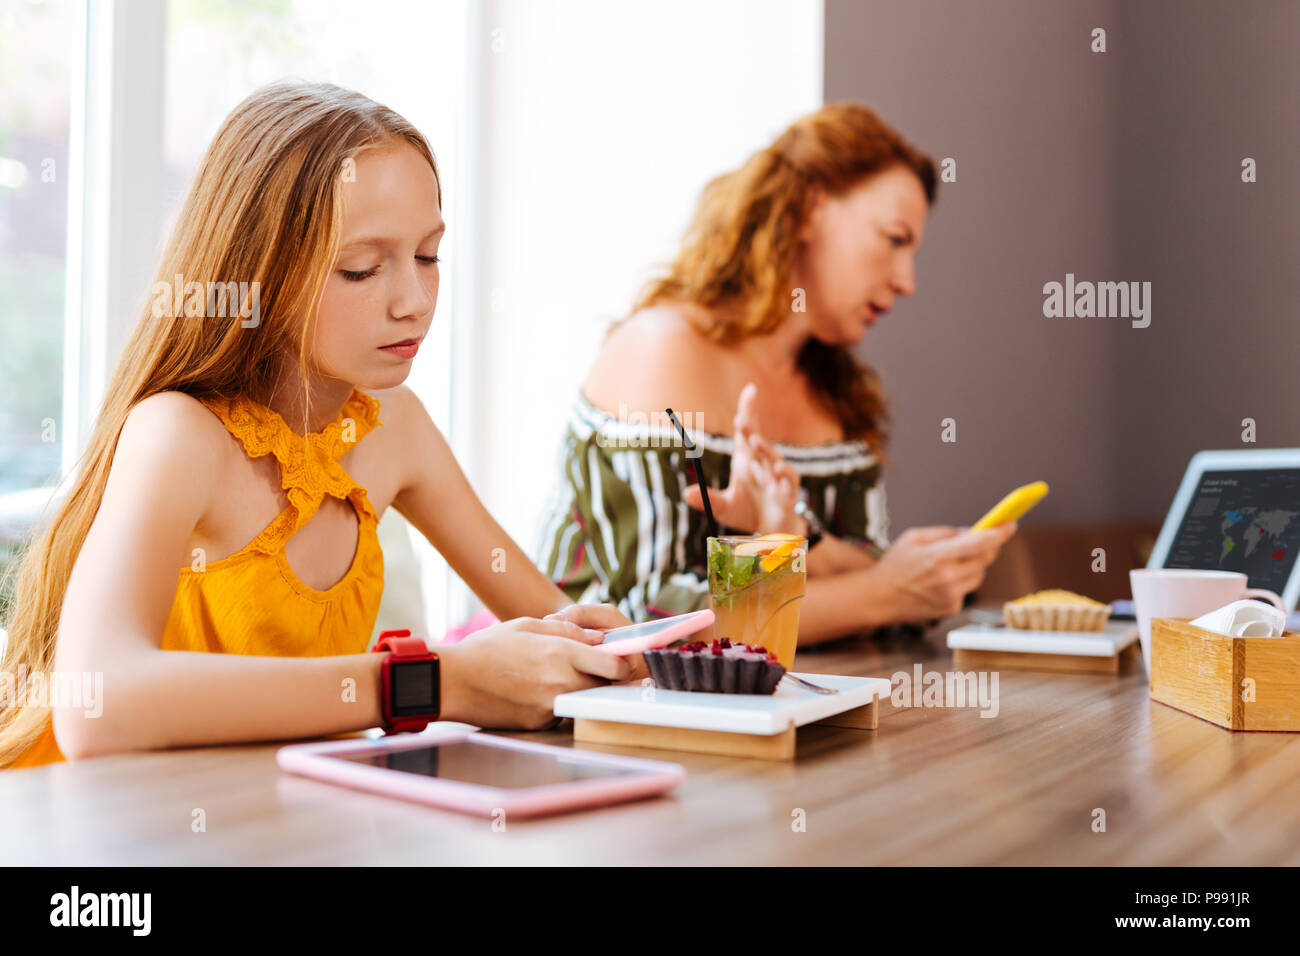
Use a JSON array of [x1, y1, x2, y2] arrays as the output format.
[[1149, 617, 1300, 731]]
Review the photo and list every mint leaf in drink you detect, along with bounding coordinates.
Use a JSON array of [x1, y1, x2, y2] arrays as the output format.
[[729, 554, 756, 589], [709, 547, 727, 583]]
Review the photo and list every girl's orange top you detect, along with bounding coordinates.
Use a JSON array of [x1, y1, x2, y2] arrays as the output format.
[[10, 387, 386, 768]]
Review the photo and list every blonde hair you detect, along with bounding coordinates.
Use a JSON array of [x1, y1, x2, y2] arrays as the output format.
[[0, 80, 440, 765], [635, 102, 937, 452]]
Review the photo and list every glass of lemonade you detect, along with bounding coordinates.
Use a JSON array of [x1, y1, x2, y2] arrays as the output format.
[[706, 533, 807, 670]]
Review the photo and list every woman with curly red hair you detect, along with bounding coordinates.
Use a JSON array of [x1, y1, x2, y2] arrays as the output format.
[[535, 102, 1016, 645]]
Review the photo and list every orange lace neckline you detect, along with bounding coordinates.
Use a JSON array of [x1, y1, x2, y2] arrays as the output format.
[[198, 387, 384, 553]]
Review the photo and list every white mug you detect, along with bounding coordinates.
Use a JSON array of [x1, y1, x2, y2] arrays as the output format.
[[1130, 569, 1286, 675]]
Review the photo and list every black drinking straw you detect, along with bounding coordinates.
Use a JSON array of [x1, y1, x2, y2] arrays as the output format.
[[665, 407, 718, 539]]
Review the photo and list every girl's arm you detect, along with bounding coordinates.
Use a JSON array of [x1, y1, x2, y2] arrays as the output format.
[[385, 387, 576, 620], [52, 393, 390, 758], [53, 393, 631, 759]]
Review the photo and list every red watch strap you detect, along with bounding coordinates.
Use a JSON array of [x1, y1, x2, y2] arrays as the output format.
[[374, 630, 431, 657], [371, 629, 439, 734]]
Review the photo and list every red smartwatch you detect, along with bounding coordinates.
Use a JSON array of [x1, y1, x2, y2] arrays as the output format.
[[372, 629, 440, 734]]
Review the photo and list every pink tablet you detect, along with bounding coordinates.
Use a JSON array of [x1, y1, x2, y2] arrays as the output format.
[[277, 730, 685, 818], [591, 609, 715, 656]]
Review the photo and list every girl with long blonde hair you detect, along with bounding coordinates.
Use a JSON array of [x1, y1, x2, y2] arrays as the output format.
[[535, 102, 1016, 642], [1, 80, 633, 768]]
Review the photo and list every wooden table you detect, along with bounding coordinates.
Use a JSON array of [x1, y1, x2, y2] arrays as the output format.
[[5, 611, 1300, 865]]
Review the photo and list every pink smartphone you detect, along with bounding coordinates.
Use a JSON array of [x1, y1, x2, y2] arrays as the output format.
[[277, 729, 685, 819], [591, 609, 715, 656]]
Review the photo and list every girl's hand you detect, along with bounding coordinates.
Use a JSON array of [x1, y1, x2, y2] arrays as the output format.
[[438, 616, 636, 730], [543, 602, 633, 630], [683, 383, 802, 534], [872, 522, 1018, 620], [544, 602, 649, 682]]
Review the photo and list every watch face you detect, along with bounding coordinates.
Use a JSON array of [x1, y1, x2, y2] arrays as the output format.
[[391, 659, 438, 717]]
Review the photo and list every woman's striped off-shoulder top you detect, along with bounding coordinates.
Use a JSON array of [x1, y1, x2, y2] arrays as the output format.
[[532, 392, 890, 622]]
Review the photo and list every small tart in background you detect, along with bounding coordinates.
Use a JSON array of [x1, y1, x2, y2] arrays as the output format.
[[1003, 589, 1111, 632]]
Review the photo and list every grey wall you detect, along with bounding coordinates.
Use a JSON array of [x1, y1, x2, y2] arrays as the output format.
[[825, 0, 1299, 532], [1109, 0, 1300, 518]]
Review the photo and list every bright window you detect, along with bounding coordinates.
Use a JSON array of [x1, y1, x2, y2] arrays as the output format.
[[0, 0, 73, 495]]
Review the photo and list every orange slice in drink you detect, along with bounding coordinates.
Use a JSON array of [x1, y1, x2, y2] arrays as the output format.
[[760, 538, 802, 572], [734, 533, 804, 572]]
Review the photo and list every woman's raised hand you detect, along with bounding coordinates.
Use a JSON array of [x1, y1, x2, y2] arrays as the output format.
[[683, 383, 802, 534]]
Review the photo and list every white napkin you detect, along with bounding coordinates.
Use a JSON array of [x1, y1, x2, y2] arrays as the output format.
[[1190, 600, 1286, 638]]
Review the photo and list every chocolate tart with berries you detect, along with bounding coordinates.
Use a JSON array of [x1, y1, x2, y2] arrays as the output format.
[[643, 638, 786, 695]]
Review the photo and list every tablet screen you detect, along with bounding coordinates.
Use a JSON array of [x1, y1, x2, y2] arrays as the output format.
[[1165, 468, 1300, 593], [331, 738, 639, 788]]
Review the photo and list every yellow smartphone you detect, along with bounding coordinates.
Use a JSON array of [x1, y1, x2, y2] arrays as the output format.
[[971, 480, 1048, 530]]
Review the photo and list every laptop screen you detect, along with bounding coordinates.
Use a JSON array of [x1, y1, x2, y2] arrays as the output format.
[[1163, 468, 1300, 595]]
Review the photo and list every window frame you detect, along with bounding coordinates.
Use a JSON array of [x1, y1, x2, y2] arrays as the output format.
[[2, 0, 166, 540]]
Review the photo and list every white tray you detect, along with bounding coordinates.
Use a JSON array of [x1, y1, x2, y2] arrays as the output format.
[[947, 620, 1139, 657], [553, 672, 890, 736]]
